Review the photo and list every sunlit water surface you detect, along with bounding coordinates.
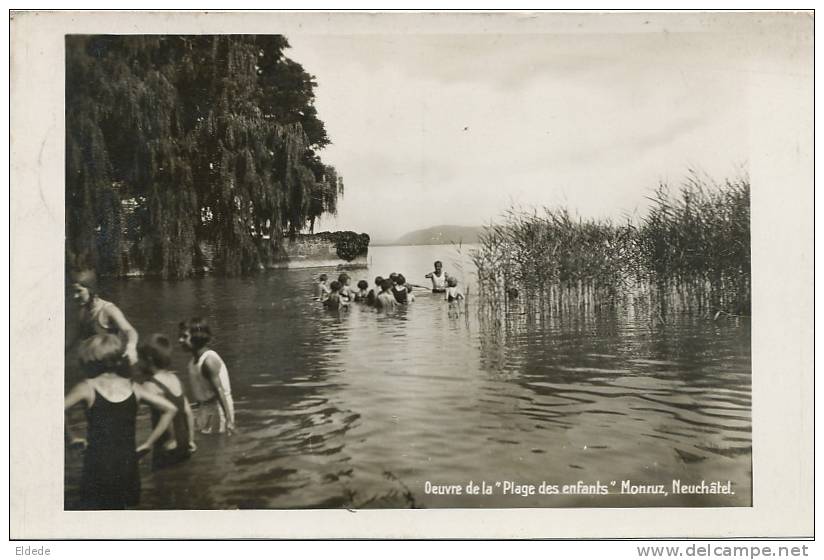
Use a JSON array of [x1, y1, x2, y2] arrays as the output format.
[[65, 245, 751, 508]]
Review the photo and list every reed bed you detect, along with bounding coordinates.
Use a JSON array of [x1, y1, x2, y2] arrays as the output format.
[[473, 175, 750, 320]]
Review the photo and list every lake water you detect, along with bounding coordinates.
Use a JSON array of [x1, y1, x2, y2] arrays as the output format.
[[65, 244, 752, 509]]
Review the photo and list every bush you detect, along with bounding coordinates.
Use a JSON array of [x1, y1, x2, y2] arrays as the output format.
[[293, 231, 370, 262], [334, 232, 370, 261]]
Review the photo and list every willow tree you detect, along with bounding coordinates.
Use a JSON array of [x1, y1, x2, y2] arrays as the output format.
[[66, 35, 344, 278]]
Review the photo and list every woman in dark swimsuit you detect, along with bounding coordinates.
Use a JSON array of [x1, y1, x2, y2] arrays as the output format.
[[65, 334, 177, 509]]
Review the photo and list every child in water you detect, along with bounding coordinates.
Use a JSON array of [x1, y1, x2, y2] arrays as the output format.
[[323, 280, 344, 310], [354, 280, 370, 302], [366, 276, 383, 306], [445, 276, 465, 303], [392, 273, 414, 304], [137, 333, 197, 469], [69, 269, 139, 365], [315, 274, 331, 301], [338, 273, 353, 302], [64, 334, 178, 509], [375, 279, 398, 311], [179, 318, 236, 435]]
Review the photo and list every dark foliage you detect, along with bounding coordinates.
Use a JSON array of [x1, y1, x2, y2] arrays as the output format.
[[298, 231, 370, 262], [66, 35, 343, 278]]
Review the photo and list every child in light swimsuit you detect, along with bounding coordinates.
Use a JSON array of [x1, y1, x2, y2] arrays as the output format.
[[315, 274, 331, 301], [445, 276, 465, 303], [179, 318, 236, 435], [354, 280, 370, 302], [338, 273, 353, 302]]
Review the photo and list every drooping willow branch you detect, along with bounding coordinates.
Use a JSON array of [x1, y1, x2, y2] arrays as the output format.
[[66, 35, 343, 278]]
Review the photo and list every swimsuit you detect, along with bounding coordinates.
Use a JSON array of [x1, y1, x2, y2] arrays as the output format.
[[147, 376, 191, 469], [392, 285, 409, 304], [430, 272, 447, 293], [79, 299, 120, 339], [80, 388, 140, 509], [188, 350, 234, 434]]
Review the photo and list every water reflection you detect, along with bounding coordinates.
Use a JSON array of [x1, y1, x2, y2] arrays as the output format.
[[471, 302, 750, 507]]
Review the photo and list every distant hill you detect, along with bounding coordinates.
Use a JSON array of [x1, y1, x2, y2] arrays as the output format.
[[393, 225, 483, 246]]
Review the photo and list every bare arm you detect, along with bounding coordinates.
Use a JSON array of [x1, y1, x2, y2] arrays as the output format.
[[203, 354, 235, 433], [64, 381, 92, 447], [103, 304, 139, 364], [133, 384, 178, 452], [183, 396, 197, 451]]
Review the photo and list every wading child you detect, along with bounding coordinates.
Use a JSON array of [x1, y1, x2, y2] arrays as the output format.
[[392, 273, 412, 304], [425, 261, 447, 293], [445, 276, 465, 303], [179, 318, 236, 435], [138, 333, 197, 469], [315, 274, 331, 301], [64, 334, 177, 509], [375, 279, 398, 312], [338, 273, 353, 302], [323, 280, 346, 310], [354, 280, 370, 302], [69, 269, 140, 365], [366, 276, 383, 307]]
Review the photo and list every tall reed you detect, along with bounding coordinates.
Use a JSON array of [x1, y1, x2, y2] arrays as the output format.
[[637, 176, 750, 315], [473, 174, 750, 319]]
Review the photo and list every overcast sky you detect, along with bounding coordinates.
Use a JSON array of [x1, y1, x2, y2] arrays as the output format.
[[286, 26, 755, 241]]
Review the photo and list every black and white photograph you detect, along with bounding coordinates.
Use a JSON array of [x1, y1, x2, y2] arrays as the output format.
[[10, 9, 814, 539]]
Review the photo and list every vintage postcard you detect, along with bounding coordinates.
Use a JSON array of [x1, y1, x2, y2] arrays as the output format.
[[9, 10, 813, 538]]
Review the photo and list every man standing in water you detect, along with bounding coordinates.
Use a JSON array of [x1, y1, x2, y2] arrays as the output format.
[[425, 260, 447, 293]]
